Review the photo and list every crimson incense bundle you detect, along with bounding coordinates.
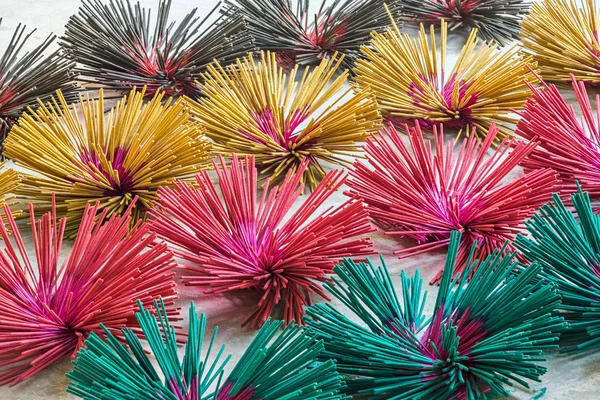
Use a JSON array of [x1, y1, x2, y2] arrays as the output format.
[[62, 0, 253, 97], [346, 123, 559, 283], [150, 155, 374, 328], [517, 75, 600, 202], [0, 197, 178, 386]]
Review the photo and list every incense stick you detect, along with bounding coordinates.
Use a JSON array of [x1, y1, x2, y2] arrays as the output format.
[[346, 123, 560, 283], [3, 88, 211, 237], [149, 154, 374, 329]]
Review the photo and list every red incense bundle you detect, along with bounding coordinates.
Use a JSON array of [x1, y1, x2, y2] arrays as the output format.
[[346, 123, 560, 283], [150, 155, 374, 328], [0, 197, 178, 386]]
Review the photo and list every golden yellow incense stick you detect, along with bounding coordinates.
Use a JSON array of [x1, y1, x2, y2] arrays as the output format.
[[4, 88, 211, 236], [185, 51, 381, 190], [354, 10, 537, 140], [0, 162, 19, 221], [521, 0, 600, 86]]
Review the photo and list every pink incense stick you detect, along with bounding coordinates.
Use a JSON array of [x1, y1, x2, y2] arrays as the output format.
[[149, 154, 374, 329], [346, 123, 560, 284], [0, 196, 179, 386]]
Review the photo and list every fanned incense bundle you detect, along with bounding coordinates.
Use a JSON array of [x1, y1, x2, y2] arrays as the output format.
[[68, 299, 346, 399], [187, 51, 380, 190], [516, 188, 600, 352], [225, 0, 402, 70], [304, 231, 566, 399], [354, 16, 537, 140], [517, 75, 600, 201], [62, 0, 253, 97], [402, 0, 532, 45], [3, 87, 210, 237], [521, 0, 600, 87], [149, 155, 374, 329], [0, 19, 78, 157], [346, 123, 559, 283], [0, 198, 178, 386]]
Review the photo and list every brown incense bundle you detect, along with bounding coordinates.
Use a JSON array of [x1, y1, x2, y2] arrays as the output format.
[[225, 0, 403, 72], [0, 19, 78, 157], [62, 0, 253, 97]]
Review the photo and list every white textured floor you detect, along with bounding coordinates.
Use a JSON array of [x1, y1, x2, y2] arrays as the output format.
[[0, 0, 599, 399]]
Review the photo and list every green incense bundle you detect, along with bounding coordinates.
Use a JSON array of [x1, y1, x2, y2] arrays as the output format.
[[67, 299, 346, 399], [304, 231, 566, 399], [516, 187, 600, 352]]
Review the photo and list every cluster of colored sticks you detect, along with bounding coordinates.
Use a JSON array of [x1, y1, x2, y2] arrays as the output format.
[[0, 0, 599, 398]]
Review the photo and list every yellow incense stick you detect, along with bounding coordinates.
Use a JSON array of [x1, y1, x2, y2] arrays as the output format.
[[4, 88, 211, 236], [521, 0, 600, 86], [355, 9, 538, 141], [185, 51, 381, 190]]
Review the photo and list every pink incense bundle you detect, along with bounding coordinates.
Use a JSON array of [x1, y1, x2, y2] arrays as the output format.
[[517, 75, 600, 201], [0, 197, 178, 386], [346, 123, 560, 283], [150, 154, 374, 329]]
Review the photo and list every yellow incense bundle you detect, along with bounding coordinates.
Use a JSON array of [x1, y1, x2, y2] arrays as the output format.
[[4, 88, 211, 236], [186, 51, 381, 190], [521, 0, 600, 87], [355, 13, 537, 140]]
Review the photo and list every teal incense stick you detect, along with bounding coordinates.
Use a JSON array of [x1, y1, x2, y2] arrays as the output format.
[[516, 187, 600, 352], [304, 231, 566, 399], [67, 299, 346, 399]]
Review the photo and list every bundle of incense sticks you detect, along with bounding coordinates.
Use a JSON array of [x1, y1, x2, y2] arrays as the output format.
[[4, 87, 211, 237], [521, 0, 600, 87], [68, 299, 346, 399], [186, 51, 380, 190], [516, 188, 600, 353], [517, 75, 600, 203], [225, 0, 402, 71], [355, 12, 537, 141], [305, 231, 566, 399], [346, 123, 559, 283], [402, 0, 532, 45], [150, 154, 374, 329], [0, 197, 179, 386], [0, 18, 78, 158], [62, 0, 253, 97]]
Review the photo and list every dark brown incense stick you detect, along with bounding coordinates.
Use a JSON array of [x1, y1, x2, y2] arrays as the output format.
[[62, 0, 254, 97], [225, 0, 402, 71], [0, 19, 78, 157]]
